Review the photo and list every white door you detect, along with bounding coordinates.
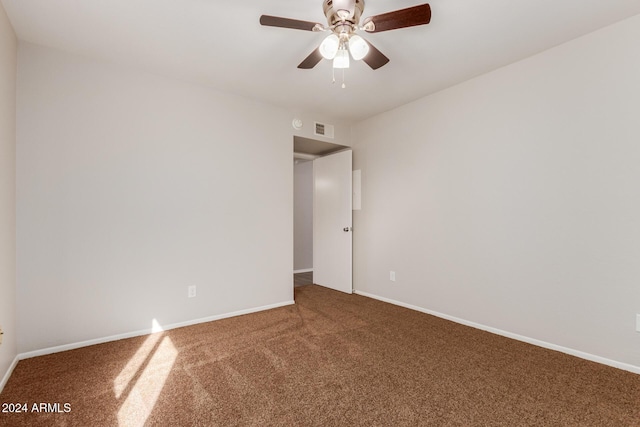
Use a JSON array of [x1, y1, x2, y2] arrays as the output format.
[[313, 150, 352, 293]]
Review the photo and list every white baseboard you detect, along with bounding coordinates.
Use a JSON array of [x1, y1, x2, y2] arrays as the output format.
[[18, 300, 295, 361], [293, 268, 313, 274], [0, 355, 19, 394], [354, 290, 640, 375]]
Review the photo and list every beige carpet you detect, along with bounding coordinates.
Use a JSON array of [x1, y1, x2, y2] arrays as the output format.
[[1, 285, 639, 426]]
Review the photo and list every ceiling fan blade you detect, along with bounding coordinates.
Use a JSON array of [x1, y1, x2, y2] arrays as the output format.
[[260, 15, 322, 31], [362, 40, 389, 70], [298, 48, 324, 69], [363, 3, 431, 33]]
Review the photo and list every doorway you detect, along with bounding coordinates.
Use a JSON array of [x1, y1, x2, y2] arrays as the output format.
[[293, 136, 351, 290]]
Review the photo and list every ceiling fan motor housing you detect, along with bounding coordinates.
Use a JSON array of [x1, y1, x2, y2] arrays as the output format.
[[323, 0, 365, 34]]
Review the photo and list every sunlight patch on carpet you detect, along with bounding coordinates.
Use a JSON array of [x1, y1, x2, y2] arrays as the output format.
[[117, 336, 178, 426], [113, 332, 163, 399]]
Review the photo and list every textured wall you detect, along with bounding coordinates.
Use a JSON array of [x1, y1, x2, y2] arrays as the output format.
[[294, 160, 313, 271], [353, 15, 640, 369], [16, 44, 294, 352], [0, 0, 17, 390]]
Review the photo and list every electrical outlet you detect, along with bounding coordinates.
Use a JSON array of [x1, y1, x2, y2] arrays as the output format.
[[188, 286, 197, 298], [390, 271, 396, 282]]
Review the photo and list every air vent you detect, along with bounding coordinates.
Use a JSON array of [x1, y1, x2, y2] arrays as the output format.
[[314, 122, 335, 139]]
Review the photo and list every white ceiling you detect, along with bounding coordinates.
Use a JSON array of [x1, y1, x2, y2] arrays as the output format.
[[3, 0, 640, 122]]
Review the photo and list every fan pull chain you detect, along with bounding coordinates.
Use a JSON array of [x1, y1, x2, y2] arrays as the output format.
[[331, 65, 346, 88]]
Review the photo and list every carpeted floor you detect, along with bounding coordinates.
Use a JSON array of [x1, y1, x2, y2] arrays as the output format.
[[1, 285, 639, 426]]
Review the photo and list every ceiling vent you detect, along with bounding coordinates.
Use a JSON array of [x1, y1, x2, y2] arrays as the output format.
[[314, 122, 335, 139]]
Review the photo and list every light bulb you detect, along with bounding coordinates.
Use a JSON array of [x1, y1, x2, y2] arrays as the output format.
[[319, 34, 340, 60], [348, 35, 369, 61], [333, 48, 350, 69]]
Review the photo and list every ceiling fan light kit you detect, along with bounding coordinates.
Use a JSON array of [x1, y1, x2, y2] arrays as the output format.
[[260, 0, 431, 86]]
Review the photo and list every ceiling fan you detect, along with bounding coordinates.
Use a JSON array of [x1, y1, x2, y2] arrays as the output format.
[[260, 0, 431, 71]]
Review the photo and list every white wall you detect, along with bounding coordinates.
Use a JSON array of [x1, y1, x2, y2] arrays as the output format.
[[0, 0, 17, 389], [294, 160, 313, 271], [16, 43, 294, 353], [353, 15, 640, 369]]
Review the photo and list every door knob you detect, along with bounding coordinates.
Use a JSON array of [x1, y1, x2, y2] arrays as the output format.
[[343, 227, 352, 232]]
